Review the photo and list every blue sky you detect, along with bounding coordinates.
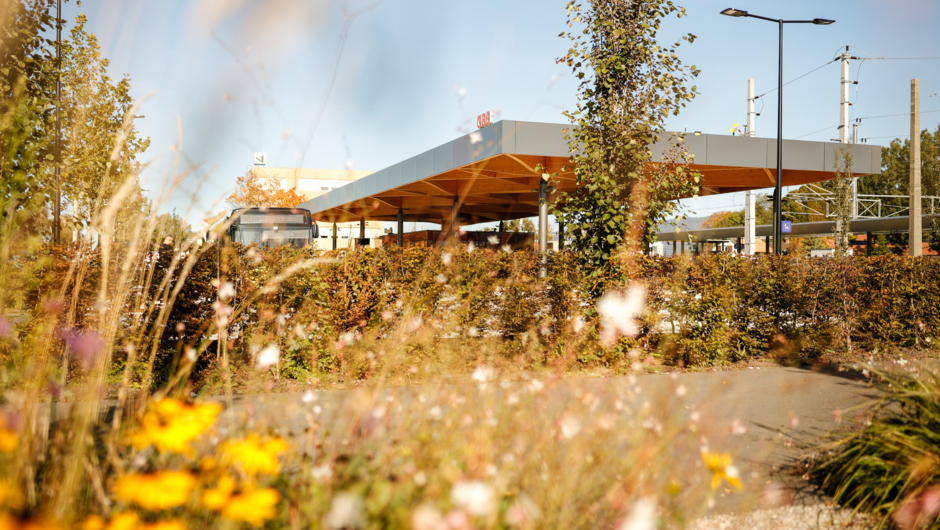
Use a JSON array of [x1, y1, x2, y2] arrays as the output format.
[[65, 0, 940, 227]]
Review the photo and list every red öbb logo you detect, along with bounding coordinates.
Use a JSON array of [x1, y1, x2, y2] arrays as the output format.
[[476, 111, 493, 129]]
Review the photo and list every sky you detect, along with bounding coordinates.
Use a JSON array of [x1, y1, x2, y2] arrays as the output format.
[[62, 0, 940, 228]]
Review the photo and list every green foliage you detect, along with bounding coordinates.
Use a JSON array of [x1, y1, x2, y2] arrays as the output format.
[[833, 146, 854, 257], [23, 245, 940, 388], [813, 368, 940, 529], [556, 0, 700, 281]]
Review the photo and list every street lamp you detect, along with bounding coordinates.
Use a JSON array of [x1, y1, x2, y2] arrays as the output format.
[[720, 8, 834, 255]]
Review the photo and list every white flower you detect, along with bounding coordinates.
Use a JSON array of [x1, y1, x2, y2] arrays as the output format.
[[572, 316, 585, 333], [218, 281, 236, 300], [184, 346, 197, 363], [467, 241, 476, 253], [414, 471, 427, 486], [620, 497, 657, 530], [435, 273, 448, 284], [311, 463, 333, 482], [559, 415, 581, 439], [325, 492, 365, 529], [429, 406, 443, 421], [472, 366, 494, 384], [488, 235, 499, 245], [256, 344, 280, 370], [442, 252, 452, 265], [506, 494, 541, 527], [412, 505, 446, 530], [597, 284, 645, 346], [527, 379, 544, 393], [450, 481, 494, 517]]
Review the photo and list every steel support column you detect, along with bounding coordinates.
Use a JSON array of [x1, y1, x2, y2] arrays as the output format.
[[396, 207, 404, 247], [538, 177, 548, 278], [332, 222, 337, 250]]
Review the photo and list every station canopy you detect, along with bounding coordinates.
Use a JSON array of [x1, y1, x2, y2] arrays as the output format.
[[299, 120, 882, 225]]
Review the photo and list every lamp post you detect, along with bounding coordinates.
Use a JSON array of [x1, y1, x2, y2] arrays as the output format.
[[720, 8, 834, 255]]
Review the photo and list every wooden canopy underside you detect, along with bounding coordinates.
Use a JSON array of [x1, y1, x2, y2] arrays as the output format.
[[312, 153, 867, 225]]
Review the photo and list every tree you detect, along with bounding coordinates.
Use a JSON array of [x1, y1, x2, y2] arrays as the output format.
[[858, 127, 940, 211], [555, 0, 700, 279], [701, 194, 773, 228], [53, 14, 150, 241], [226, 171, 306, 208], [153, 210, 192, 248], [0, 0, 59, 237]]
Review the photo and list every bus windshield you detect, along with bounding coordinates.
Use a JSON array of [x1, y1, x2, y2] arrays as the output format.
[[227, 208, 317, 248]]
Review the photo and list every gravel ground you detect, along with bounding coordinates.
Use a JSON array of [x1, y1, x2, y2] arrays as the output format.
[[689, 504, 874, 529]]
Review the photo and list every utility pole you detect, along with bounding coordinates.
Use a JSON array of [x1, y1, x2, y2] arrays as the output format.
[[910, 79, 923, 257], [838, 46, 859, 232], [53, 0, 62, 245], [744, 78, 757, 255]]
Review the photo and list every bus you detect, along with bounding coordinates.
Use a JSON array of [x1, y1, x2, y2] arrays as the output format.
[[221, 207, 319, 248]]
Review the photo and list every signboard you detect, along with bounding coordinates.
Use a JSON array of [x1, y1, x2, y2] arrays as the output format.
[[253, 152, 267, 165], [476, 111, 493, 129], [781, 221, 792, 233]]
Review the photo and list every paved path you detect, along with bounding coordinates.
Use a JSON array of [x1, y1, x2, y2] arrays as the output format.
[[221, 363, 879, 519]]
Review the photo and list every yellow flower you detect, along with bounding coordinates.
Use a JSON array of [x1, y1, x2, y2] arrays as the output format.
[[221, 488, 280, 527], [0, 415, 17, 454], [113, 471, 196, 511], [0, 481, 24, 509], [130, 399, 221, 454], [702, 450, 743, 490], [81, 512, 186, 530], [0, 513, 61, 530], [200, 474, 280, 527], [220, 435, 289, 476]]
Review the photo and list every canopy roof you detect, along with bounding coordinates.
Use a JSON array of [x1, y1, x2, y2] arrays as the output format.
[[299, 120, 882, 225]]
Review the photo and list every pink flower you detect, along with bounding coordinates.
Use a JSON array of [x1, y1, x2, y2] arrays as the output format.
[[0, 317, 10, 338], [59, 328, 105, 368]]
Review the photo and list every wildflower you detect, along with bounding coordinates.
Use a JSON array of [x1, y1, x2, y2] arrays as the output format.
[[701, 451, 743, 490], [325, 493, 365, 529], [559, 415, 581, 440], [82, 512, 187, 530], [218, 282, 236, 300], [130, 399, 221, 454], [201, 474, 280, 527], [505, 494, 541, 527], [255, 344, 280, 370], [487, 235, 499, 245], [597, 284, 645, 346], [113, 471, 196, 510], [450, 481, 494, 517], [0, 513, 61, 530], [619, 497, 657, 530], [59, 328, 105, 368], [220, 434, 289, 476], [472, 366, 493, 384], [0, 317, 10, 338], [412, 505, 446, 530], [0, 480, 24, 509], [0, 413, 18, 453]]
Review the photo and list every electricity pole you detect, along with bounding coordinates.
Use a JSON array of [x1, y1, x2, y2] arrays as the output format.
[[910, 79, 922, 256], [838, 46, 858, 220], [744, 78, 757, 255]]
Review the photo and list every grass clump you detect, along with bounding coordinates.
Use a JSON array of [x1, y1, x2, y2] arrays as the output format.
[[812, 366, 940, 529]]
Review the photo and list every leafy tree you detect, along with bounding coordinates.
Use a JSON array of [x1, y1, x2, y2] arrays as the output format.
[[701, 194, 773, 228], [0, 0, 59, 236], [227, 171, 306, 208], [54, 13, 150, 241], [858, 127, 940, 212], [871, 234, 891, 256], [153, 209, 193, 248], [555, 0, 700, 279]]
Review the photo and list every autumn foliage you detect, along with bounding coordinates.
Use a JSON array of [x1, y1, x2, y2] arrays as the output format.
[[226, 173, 306, 208]]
